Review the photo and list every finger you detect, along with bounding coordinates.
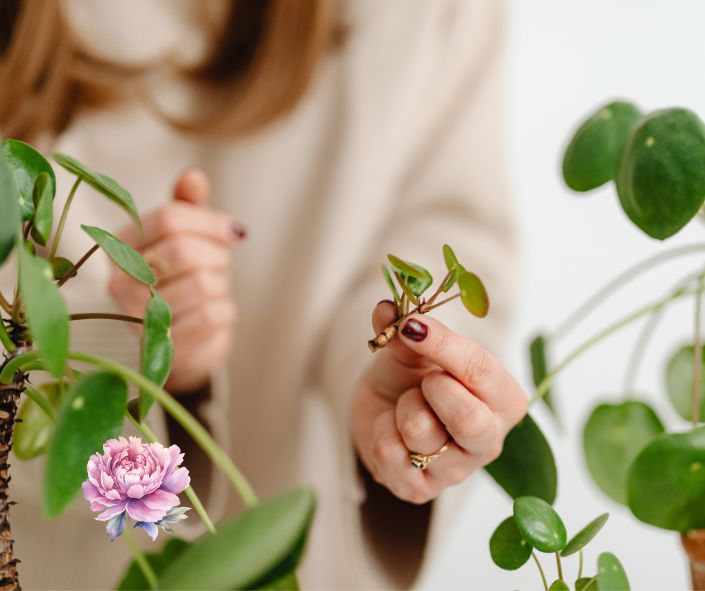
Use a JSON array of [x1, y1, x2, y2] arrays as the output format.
[[398, 314, 526, 416], [173, 167, 209, 205], [371, 301, 425, 366], [425, 441, 481, 488], [155, 270, 228, 318], [167, 325, 232, 394], [143, 234, 230, 284], [421, 370, 503, 461], [395, 387, 448, 456], [108, 273, 151, 318], [170, 297, 237, 344], [120, 202, 246, 249]]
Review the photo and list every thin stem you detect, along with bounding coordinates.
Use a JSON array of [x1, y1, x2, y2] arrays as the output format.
[[69, 313, 143, 325], [49, 177, 81, 260], [426, 268, 454, 306], [578, 549, 584, 579], [68, 351, 258, 507], [57, 244, 99, 287], [0, 351, 42, 384], [126, 414, 217, 534], [122, 525, 157, 590], [22, 221, 32, 241], [693, 279, 704, 427], [421, 292, 460, 313], [555, 552, 564, 581], [532, 551, 549, 591], [552, 243, 705, 341], [23, 384, 55, 420], [0, 322, 15, 354], [531, 285, 698, 406], [0, 293, 12, 314]]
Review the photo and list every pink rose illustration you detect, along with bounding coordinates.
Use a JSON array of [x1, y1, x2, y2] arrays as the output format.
[[82, 436, 190, 540]]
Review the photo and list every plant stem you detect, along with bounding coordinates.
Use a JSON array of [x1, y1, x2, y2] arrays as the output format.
[[532, 551, 549, 591], [0, 351, 41, 384], [552, 243, 705, 341], [69, 313, 143, 325], [0, 323, 15, 354], [531, 285, 698, 406], [555, 552, 564, 581], [421, 292, 460, 313], [425, 268, 454, 306], [68, 351, 258, 507], [126, 414, 217, 534], [22, 384, 54, 420], [122, 525, 157, 590], [578, 549, 584, 579], [48, 178, 81, 260], [692, 279, 704, 428], [0, 294, 11, 315], [56, 244, 99, 287]]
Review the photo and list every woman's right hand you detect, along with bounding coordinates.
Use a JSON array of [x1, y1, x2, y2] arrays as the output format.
[[108, 168, 245, 393]]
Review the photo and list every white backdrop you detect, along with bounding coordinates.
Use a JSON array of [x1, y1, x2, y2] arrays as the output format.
[[421, 1, 705, 589]]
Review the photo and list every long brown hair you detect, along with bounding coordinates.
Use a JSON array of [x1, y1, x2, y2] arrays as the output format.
[[0, 0, 335, 141]]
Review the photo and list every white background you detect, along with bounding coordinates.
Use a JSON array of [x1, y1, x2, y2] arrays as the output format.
[[422, 1, 705, 589]]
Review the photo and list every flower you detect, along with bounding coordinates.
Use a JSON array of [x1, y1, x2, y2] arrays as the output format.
[[83, 436, 190, 541]]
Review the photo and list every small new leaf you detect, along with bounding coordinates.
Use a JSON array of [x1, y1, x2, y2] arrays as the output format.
[[458, 271, 489, 317]]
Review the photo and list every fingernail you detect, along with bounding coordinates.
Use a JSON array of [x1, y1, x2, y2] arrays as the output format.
[[401, 318, 428, 341], [232, 223, 247, 239]]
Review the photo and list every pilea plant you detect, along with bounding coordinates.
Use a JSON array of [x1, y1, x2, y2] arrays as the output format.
[[0, 139, 315, 590], [529, 99, 705, 589], [490, 496, 627, 591]]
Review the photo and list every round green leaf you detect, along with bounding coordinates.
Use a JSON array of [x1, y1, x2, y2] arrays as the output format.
[[14, 383, 61, 460], [0, 145, 21, 263], [583, 401, 664, 504], [458, 270, 489, 317], [561, 513, 609, 557], [627, 427, 705, 531], [597, 552, 630, 590], [53, 153, 141, 228], [19, 246, 69, 377], [387, 254, 433, 297], [562, 100, 641, 192], [50, 257, 76, 281], [81, 225, 155, 285], [549, 580, 570, 591], [616, 108, 705, 240], [158, 488, 316, 590], [30, 172, 54, 246], [666, 344, 705, 422], [513, 496, 567, 553], [118, 538, 190, 590], [489, 516, 532, 570], [441, 243, 465, 292], [485, 413, 557, 504], [529, 333, 557, 417], [43, 372, 127, 517], [575, 577, 598, 590], [4, 139, 56, 221], [139, 290, 174, 419]]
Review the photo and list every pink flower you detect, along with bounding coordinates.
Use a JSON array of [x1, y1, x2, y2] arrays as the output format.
[[83, 436, 190, 540]]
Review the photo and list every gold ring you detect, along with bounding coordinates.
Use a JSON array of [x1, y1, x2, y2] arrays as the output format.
[[409, 441, 449, 470]]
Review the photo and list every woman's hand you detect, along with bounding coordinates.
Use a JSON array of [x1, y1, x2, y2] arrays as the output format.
[[108, 168, 245, 394], [351, 301, 527, 504]]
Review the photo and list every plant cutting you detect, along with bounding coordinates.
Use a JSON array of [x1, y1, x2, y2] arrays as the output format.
[[0, 139, 315, 590], [529, 99, 705, 589]]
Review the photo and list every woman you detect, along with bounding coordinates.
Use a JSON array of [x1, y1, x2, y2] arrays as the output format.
[[0, 0, 526, 588]]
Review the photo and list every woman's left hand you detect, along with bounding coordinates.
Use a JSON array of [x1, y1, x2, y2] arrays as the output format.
[[350, 301, 528, 504]]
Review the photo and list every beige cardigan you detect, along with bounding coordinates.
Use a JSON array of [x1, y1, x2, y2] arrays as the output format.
[[5, 1, 516, 588]]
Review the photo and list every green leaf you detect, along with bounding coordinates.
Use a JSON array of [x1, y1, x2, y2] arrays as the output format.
[[139, 290, 174, 419], [489, 516, 532, 570], [53, 153, 141, 228], [561, 513, 609, 557], [256, 571, 300, 590], [529, 333, 557, 417], [458, 271, 489, 317], [583, 401, 664, 504], [118, 538, 190, 590], [395, 271, 419, 305], [14, 383, 61, 460], [616, 107, 705, 240], [442, 244, 466, 292], [387, 254, 433, 297], [627, 427, 705, 531], [597, 552, 630, 590], [381, 265, 401, 305], [3, 139, 56, 221], [549, 580, 570, 591], [81, 225, 155, 285], [666, 344, 705, 422], [19, 246, 69, 377], [50, 257, 76, 281], [575, 577, 599, 590], [30, 172, 54, 246], [485, 414, 557, 504], [562, 100, 641, 192], [43, 372, 127, 517], [158, 488, 315, 590], [513, 496, 567, 553], [0, 144, 20, 264]]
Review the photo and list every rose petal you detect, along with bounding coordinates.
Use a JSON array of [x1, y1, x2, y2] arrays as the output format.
[[126, 499, 166, 523], [96, 501, 127, 521], [135, 521, 159, 541], [82, 481, 102, 503], [161, 468, 190, 494], [142, 489, 179, 512]]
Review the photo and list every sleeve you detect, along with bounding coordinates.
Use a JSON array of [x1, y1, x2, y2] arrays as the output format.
[[316, 1, 517, 587]]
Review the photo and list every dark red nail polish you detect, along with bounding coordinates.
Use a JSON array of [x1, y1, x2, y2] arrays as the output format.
[[401, 318, 428, 341], [232, 223, 247, 239]]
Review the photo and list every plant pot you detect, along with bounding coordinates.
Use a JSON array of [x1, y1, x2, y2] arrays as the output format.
[[682, 530, 705, 590]]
